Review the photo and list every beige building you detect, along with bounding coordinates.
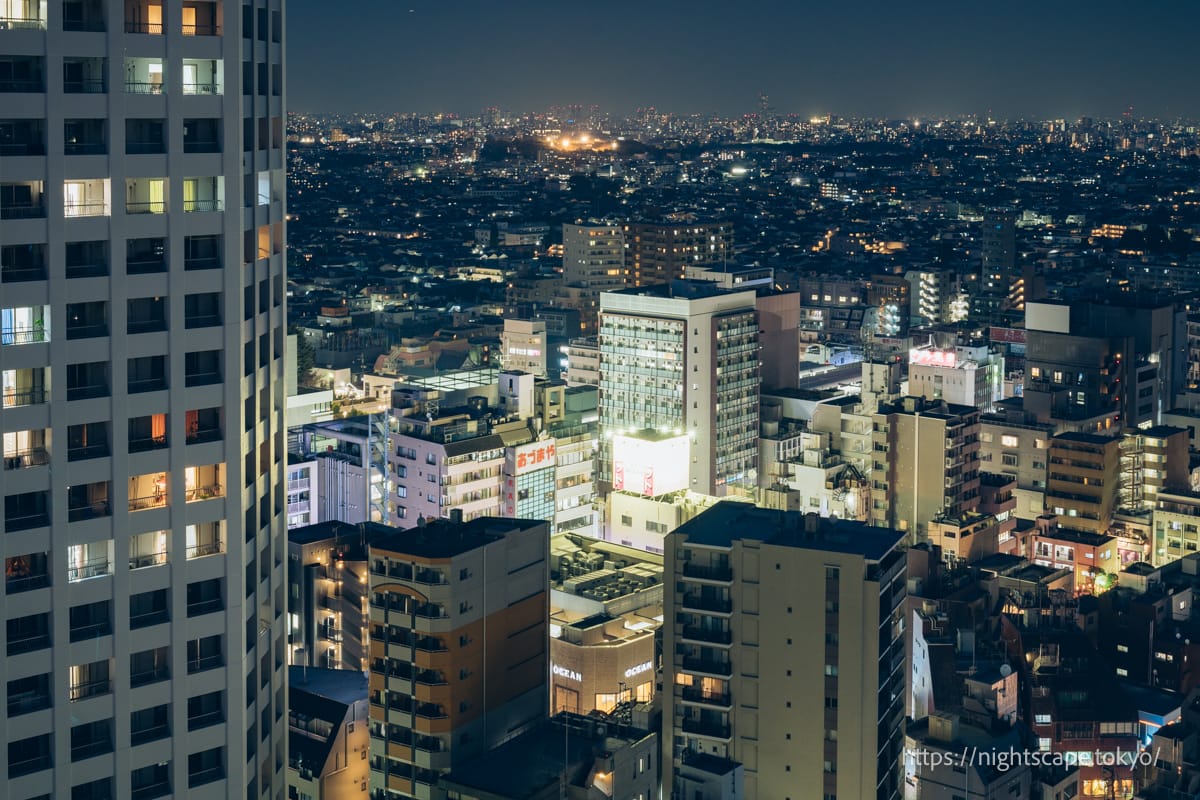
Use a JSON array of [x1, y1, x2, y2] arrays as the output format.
[[499, 318, 547, 377], [871, 396, 982, 543], [288, 667, 370, 800], [549, 535, 662, 716], [367, 515, 549, 797], [665, 503, 907, 800]]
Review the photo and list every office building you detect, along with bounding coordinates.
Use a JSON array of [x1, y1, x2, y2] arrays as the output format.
[[288, 666, 370, 800], [0, 3, 286, 798], [367, 515, 549, 798], [664, 503, 906, 800], [598, 281, 759, 496], [623, 221, 732, 287]]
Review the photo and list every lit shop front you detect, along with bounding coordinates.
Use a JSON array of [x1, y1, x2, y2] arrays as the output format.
[[550, 615, 656, 715]]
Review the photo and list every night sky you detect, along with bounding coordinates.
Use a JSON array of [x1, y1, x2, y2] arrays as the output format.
[[287, 0, 1200, 118]]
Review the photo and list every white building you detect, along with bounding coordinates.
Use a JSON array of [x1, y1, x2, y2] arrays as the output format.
[[0, 2, 287, 797], [599, 281, 759, 496], [907, 342, 1005, 410], [500, 318, 547, 377]]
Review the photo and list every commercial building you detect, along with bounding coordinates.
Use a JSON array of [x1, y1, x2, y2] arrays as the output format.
[[367, 515, 549, 798], [0, 3, 287, 797], [499, 318, 546, 378], [664, 503, 907, 800], [907, 341, 1004, 411], [599, 281, 759, 496], [287, 416, 389, 529]]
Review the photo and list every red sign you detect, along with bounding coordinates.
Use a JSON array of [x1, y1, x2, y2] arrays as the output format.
[[613, 462, 625, 491], [643, 467, 654, 497], [514, 442, 556, 472], [990, 327, 1026, 345]]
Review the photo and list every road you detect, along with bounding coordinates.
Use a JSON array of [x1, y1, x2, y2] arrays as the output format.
[[795, 362, 862, 391]]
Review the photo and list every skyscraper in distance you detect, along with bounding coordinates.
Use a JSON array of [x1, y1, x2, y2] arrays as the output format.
[[0, 2, 287, 797]]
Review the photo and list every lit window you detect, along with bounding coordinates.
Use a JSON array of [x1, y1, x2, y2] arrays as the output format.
[[1000, 435, 1019, 448]]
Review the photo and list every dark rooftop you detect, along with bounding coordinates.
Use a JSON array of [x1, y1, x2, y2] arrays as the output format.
[[674, 502, 904, 561], [371, 515, 546, 559], [289, 519, 395, 547]]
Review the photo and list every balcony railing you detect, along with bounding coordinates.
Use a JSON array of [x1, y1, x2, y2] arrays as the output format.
[[8, 631, 50, 655], [186, 541, 223, 559], [129, 435, 168, 453], [0, 328, 47, 345], [4, 447, 49, 469], [187, 653, 223, 673], [0, 79, 43, 92], [186, 597, 223, 617], [681, 562, 734, 582], [66, 322, 108, 339], [126, 201, 165, 214], [182, 82, 220, 95], [69, 621, 111, 641], [8, 754, 51, 777], [64, 201, 109, 217], [66, 384, 108, 401], [129, 494, 167, 512], [130, 779, 171, 800], [69, 678, 112, 702], [64, 141, 106, 155], [6, 572, 49, 593], [129, 550, 167, 570], [184, 256, 221, 271], [182, 23, 220, 35], [127, 317, 167, 334], [6, 690, 50, 716], [63, 79, 106, 94], [3, 388, 46, 407], [67, 559, 111, 581], [68, 443, 109, 461], [124, 21, 163, 34], [130, 609, 168, 629], [126, 256, 166, 273], [130, 723, 170, 746], [185, 313, 222, 329], [680, 687, 733, 707], [185, 484, 223, 501], [126, 140, 165, 155], [680, 656, 733, 677], [188, 766, 224, 787], [4, 511, 49, 531], [187, 710, 223, 731], [0, 16, 45, 30], [125, 81, 165, 94], [130, 666, 169, 687], [680, 594, 733, 614], [68, 501, 111, 522], [680, 626, 733, 645], [65, 262, 108, 278], [1, 202, 46, 219], [183, 199, 222, 212], [680, 718, 732, 739], [183, 139, 220, 153], [187, 426, 221, 444], [1, 265, 47, 282]]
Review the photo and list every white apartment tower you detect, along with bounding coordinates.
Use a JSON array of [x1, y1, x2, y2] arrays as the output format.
[[0, 2, 287, 799], [599, 281, 759, 496]]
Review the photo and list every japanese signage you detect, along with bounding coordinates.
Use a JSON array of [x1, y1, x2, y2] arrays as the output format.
[[509, 439, 556, 476], [611, 432, 689, 497]]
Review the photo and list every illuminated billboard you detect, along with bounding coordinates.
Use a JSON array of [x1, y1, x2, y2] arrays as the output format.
[[909, 348, 957, 368], [508, 439, 556, 476], [612, 432, 690, 497]]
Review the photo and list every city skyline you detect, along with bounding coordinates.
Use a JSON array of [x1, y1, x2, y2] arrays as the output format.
[[288, 0, 1200, 118]]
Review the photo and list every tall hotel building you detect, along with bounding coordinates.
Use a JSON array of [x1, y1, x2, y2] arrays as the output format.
[[665, 503, 907, 800], [598, 281, 759, 496], [0, 2, 287, 799]]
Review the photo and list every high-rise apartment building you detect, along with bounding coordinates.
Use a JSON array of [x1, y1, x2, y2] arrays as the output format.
[[562, 222, 625, 333], [972, 209, 1016, 321], [598, 281, 759, 497], [623, 221, 732, 287], [664, 503, 907, 800], [367, 515, 549, 798], [0, 3, 287, 798]]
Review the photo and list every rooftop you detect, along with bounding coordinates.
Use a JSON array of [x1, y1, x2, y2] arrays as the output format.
[[371, 516, 546, 559], [674, 502, 904, 561], [289, 519, 395, 547]]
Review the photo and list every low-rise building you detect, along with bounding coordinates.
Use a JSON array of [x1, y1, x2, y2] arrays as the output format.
[[288, 667, 371, 800]]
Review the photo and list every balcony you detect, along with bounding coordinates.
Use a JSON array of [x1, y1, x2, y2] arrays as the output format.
[[67, 559, 112, 582], [680, 593, 732, 614], [679, 687, 733, 708], [680, 718, 732, 740], [680, 656, 733, 677], [130, 665, 169, 687], [68, 501, 111, 523], [6, 688, 50, 717], [129, 550, 167, 570], [0, 57, 43, 92], [130, 608, 168, 629], [69, 678, 112, 702], [67, 384, 108, 401], [125, 178, 166, 213], [6, 570, 49, 594], [4, 447, 49, 470], [0, 2, 44, 29], [680, 626, 733, 646], [187, 710, 223, 731], [187, 426, 221, 444], [131, 723, 170, 746], [8, 751, 51, 778], [187, 653, 223, 673], [186, 541, 222, 559], [681, 562, 733, 582], [5, 510, 49, 532], [3, 387, 47, 408], [68, 442, 109, 461], [129, 434, 168, 453], [181, 59, 221, 95], [8, 630, 50, 655], [1, 200, 45, 220]]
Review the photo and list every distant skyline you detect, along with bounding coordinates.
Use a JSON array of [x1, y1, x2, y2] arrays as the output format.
[[289, 0, 1199, 119]]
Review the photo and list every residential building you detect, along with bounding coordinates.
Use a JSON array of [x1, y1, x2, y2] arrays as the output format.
[[367, 515, 549, 798], [1045, 432, 1122, 536], [664, 503, 907, 800], [0, 3, 287, 797], [979, 403, 1055, 521], [871, 396, 982, 543], [599, 281, 759, 496], [439, 712, 658, 800], [288, 667, 370, 800], [499, 318, 547, 377], [287, 416, 389, 529], [564, 336, 600, 387], [288, 520, 383, 671], [903, 713, 1031, 800], [562, 222, 625, 332], [623, 220, 732, 287]]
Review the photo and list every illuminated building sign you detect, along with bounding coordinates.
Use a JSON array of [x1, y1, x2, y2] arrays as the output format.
[[511, 440, 556, 475], [909, 348, 957, 368], [611, 433, 689, 497], [624, 661, 653, 679], [552, 663, 581, 682]]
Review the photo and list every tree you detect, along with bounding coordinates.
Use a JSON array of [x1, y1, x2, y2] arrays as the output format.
[[290, 326, 316, 385]]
